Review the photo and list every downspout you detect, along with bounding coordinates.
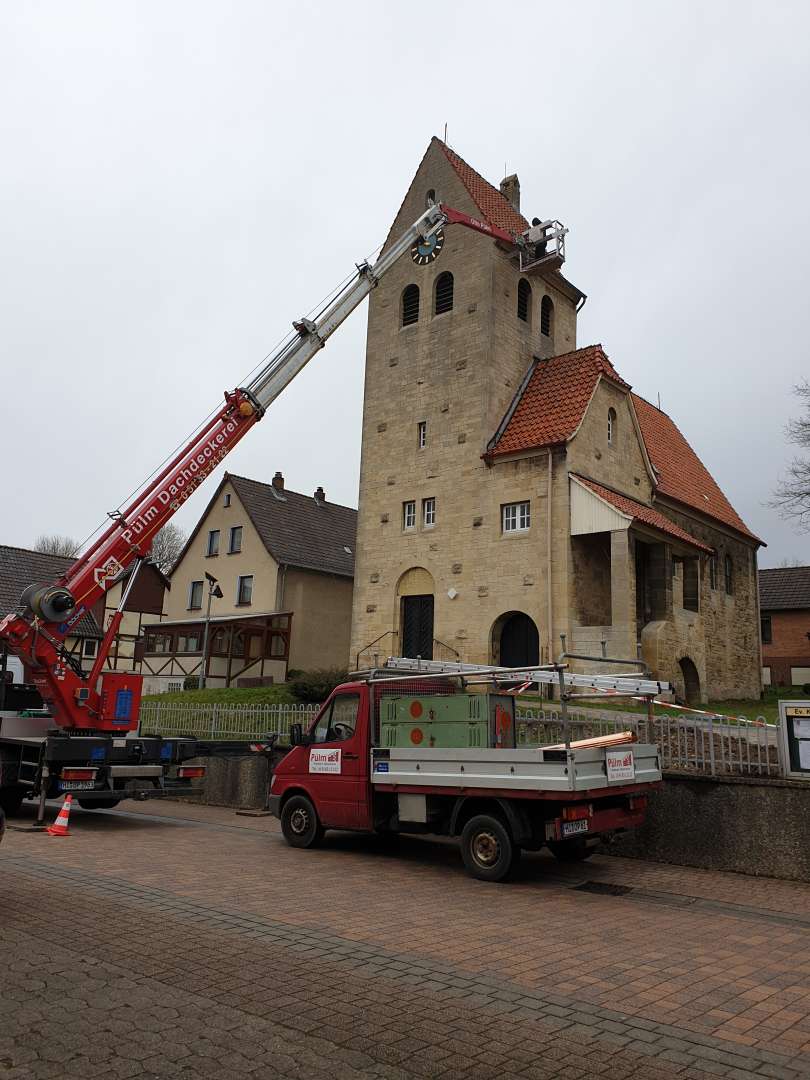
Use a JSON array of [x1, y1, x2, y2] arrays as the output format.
[[546, 447, 553, 666]]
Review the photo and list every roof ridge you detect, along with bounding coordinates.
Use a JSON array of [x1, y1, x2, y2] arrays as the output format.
[[0, 542, 73, 559], [434, 137, 528, 236], [631, 391, 673, 419], [228, 473, 357, 514], [760, 565, 810, 573]]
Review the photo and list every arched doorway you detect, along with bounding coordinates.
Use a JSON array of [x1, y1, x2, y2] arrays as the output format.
[[492, 611, 540, 668], [397, 567, 435, 660], [678, 657, 701, 705]]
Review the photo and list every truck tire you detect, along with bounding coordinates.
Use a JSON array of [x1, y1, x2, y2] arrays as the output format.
[[0, 786, 25, 816], [77, 798, 121, 810], [548, 837, 593, 862], [281, 795, 324, 849], [460, 814, 519, 882]]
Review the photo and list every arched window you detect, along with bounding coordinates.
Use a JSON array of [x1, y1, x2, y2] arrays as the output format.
[[724, 554, 734, 596], [540, 295, 554, 337], [517, 278, 532, 322], [425, 188, 436, 208], [402, 284, 420, 326], [434, 271, 454, 315], [607, 408, 617, 446]]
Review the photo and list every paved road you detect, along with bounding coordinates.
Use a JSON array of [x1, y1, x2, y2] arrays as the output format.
[[1, 800, 810, 1079]]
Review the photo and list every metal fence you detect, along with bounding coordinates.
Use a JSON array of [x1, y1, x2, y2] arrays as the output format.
[[516, 707, 781, 778], [138, 699, 782, 778], [138, 701, 319, 742]]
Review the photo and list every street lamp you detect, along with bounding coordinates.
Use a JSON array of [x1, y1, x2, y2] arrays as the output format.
[[199, 572, 224, 689]]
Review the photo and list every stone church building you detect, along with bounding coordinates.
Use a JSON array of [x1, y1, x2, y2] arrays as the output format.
[[349, 138, 762, 702]]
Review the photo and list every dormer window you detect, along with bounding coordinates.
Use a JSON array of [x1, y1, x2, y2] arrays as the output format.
[[607, 408, 617, 446]]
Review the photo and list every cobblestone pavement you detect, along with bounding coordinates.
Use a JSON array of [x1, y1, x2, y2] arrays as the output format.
[[2, 801, 810, 1079]]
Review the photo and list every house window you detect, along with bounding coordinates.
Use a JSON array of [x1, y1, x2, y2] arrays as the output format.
[[402, 284, 420, 326], [724, 554, 733, 595], [502, 501, 531, 533], [224, 493, 231, 507], [540, 295, 554, 337], [761, 615, 773, 644], [206, 529, 220, 556], [228, 525, 243, 554], [188, 580, 203, 610], [237, 574, 254, 606], [403, 501, 416, 530], [607, 408, 617, 446], [709, 555, 718, 589], [434, 271, 454, 315], [417, 421, 427, 449], [82, 638, 98, 659], [422, 497, 436, 528], [178, 632, 201, 653], [146, 631, 173, 654], [517, 278, 531, 322]]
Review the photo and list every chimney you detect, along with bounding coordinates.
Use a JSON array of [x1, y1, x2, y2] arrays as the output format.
[[272, 471, 284, 491], [500, 173, 520, 213], [314, 486, 326, 504]]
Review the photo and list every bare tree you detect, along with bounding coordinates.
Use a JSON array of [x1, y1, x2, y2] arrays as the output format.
[[33, 534, 81, 558], [149, 524, 187, 574], [773, 380, 810, 530]]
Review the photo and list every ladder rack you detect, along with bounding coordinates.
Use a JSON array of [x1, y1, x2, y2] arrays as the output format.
[[380, 657, 672, 697]]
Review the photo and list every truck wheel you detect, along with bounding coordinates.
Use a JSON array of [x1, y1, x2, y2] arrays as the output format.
[[548, 837, 593, 862], [0, 786, 25, 816], [281, 795, 324, 849], [77, 798, 121, 810], [460, 814, 519, 882]]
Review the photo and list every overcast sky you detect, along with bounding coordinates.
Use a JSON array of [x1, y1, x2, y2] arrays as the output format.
[[1, 1, 808, 568]]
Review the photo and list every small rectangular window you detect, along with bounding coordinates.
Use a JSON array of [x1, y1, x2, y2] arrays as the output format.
[[403, 501, 416, 530], [229, 525, 243, 554], [188, 580, 203, 610], [237, 574, 254, 606], [761, 615, 772, 645], [502, 501, 531, 533], [708, 555, 717, 590], [82, 638, 98, 658], [422, 497, 436, 528], [417, 421, 427, 449], [206, 529, 220, 556], [224, 493, 231, 507]]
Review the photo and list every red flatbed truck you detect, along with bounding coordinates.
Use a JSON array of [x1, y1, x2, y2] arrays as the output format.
[[270, 660, 664, 882]]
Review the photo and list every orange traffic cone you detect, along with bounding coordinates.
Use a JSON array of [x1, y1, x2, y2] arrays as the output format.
[[47, 794, 73, 836]]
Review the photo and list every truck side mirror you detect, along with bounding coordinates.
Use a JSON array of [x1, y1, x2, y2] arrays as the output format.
[[290, 723, 303, 746]]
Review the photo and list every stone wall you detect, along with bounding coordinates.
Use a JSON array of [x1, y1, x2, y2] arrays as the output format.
[[612, 773, 810, 882]]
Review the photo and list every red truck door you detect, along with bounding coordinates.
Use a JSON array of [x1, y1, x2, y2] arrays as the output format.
[[304, 687, 371, 831]]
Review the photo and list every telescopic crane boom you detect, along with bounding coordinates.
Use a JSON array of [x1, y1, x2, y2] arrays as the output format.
[[0, 201, 566, 731]]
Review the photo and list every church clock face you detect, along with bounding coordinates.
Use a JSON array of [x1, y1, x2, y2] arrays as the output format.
[[411, 229, 445, 265]]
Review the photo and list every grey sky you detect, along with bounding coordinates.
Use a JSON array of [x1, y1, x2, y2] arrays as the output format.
[[1, 1, 808, 567]]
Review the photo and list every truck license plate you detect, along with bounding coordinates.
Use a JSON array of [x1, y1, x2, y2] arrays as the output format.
[[60, 781, 95, 790], [562, 819, 589, 837]]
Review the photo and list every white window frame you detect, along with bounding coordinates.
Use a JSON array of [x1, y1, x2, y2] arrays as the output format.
[[403, 501, 416, 530], [236, 574, 254, 606], [188, 580, 204, 610], [422, 497, 436, 528], [502, 501, 531, 534], [206, 529, 220, 556], [228, 525, 243, 554], [82, 638, 98, 658], [224, 493, 231, 507], [417, 421, 427, 449]]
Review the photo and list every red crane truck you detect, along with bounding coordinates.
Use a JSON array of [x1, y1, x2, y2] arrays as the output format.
[[270, 659, 664, 882], [0, 201, 567, 823]]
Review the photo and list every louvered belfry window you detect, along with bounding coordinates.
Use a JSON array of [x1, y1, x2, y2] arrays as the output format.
[[434, 272, 454, 315], [541, 295, 554, 337], [517, 278, 531, 322], [402, 284, 420, 326]]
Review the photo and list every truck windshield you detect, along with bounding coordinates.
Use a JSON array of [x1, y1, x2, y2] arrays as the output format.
[[311, 693, 359, 743]]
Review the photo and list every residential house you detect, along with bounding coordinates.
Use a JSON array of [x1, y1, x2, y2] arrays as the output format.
[[141, 472, 356, 691], [759, 566, 810, 687]]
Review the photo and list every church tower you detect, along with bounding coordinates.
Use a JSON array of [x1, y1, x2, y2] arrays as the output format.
[[349, 138, 584, 668]]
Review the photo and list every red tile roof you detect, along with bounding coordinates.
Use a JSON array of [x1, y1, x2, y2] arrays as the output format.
[[487, 345, 630, 457], [631, 394, 761, 544], [436, 139, 529, 238], [573, 476, 714, 553]]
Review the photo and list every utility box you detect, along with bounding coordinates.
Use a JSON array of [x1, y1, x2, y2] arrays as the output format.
[[98, 672, 143, 732], [778, 700, 810, 780], [379, 693, 515, 749]]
